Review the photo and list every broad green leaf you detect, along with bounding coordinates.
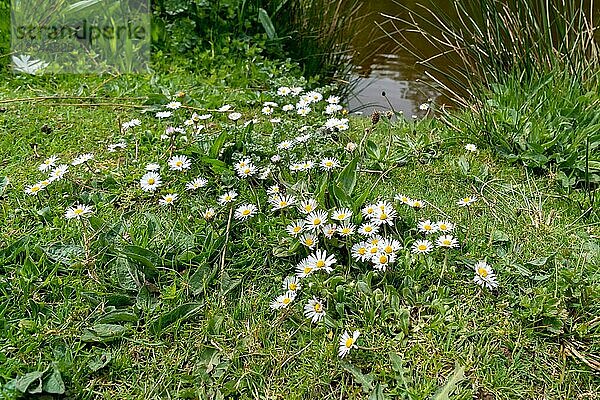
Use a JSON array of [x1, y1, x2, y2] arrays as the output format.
[[96, 310, 138, 324], [14, 371, 43, 394], [81, 323, 127, 343], [150, 302, 204, 335], [189, 264, 217, 296], [331, 183, 353, 208], [220, 271, 241, 297], [340, 360, 374, 393], [88, 352, 112, 372], [369, 383, 389, 400], [258, 8, 278, 40], [122, 245, 161, 278], [336, 156, 359, 196], [366, 141, 381, 160], [431, 364, 466, 400], [42, 367, 65, 394], [210, 131, 230, 159]]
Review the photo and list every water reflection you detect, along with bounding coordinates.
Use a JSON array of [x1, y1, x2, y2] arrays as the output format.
[[348, 0, 600, 115]]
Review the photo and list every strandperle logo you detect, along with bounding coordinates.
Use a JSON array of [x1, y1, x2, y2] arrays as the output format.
[[11, 0, 150, 74]]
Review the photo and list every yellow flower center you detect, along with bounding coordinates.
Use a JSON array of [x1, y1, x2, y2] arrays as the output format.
[[478, 268, 488, 278], [385, 246, 393, 254], [74, 208, 84, 215], [289, 283, 297, 291], [443, 240, 451, 246], [280, 201, 288, 207], [342, 228, 350, 234], [148, 178, 155, 185], [242, 209, 251, 216], [244, 168, 250, 174], [305, 238, 313, 246], [314, 303, 322, 312], [424, 225, 432, 230], [31, 186, 40, 192], [463, 198, 470, 203], [338, 213, 345, 219], [176, 161, 182, 167], [225, 196, 231, 201], [325, 161, 332, 167], [293, 226, 301, 233], [365, 226, 372, 232], [379, 213, 388, 220], [304, 205, 313, 212], [370, 247, 378, 254], [304, 267, 312, 274], [283, 298, 291, 305], [418, 244, 427, 251], [440, 224, 447, 230], [358, 248, 366, 255], [379, 255, 388, 264], [345, 338, 354, 348], [316, 260, 325, 268], [313, 218, 321, 225]]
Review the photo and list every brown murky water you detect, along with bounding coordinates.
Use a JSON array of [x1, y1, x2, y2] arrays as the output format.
[[348, 0, 600, 115]]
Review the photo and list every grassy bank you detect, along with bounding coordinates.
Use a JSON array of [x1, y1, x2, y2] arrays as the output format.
[[0, 52, 599, 399]]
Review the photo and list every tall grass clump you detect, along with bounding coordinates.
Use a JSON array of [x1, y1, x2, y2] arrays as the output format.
[[268, 0, 363, 85], [385, 0, 600, 200]]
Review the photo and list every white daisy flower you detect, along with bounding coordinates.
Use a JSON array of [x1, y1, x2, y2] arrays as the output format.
[[71, 153, 93, 166], [474, 261, 498, 290], [358, 223, 379, 236], [159, 193, 178, 206], [25, 182, 44, 195], [155, 111, 172, 119], [166, 101, 182, 110], [457, 196, 477, 207], [306, 249, 336, 273], [286, 220, 305, 237], [417, 219, 438, 235], [140, 172, 162, 192], [298, 198, 318, 214], [262, 106, 274, 115], [65, 203, 93, 219], [270, 290, 297, 310], [436, 221, 454, 232], [338, 330, 360, 358], [277, 140, 295, 151], [122, 118, 141, 130], [326, 95, 340, 104], [304, 298, 326, 323], [218, 105, 232, 112], [295, 133, 311, 143], [108, 142, 126, 152], [321, 224, 337, 239], [291, 87, 304, 96], [305, 210, 328, 230], [306, 91, 323, 103], [228, 112, 242, 121], [145, 163, 160, 171], [39, 156, 58, 172], [218, 190, 238, 205], [409, 199, 425, 209], [337, 222, 356, 237], [351, 241, 371, 262], [235, 164, 257, 179], [411, 239, 433, 254], [378, 238, 402, 255], [465, 143, 477, 152], [48, 164, 69, 182], [298, 232, 318, 249], [372, 207, 397, 226], [296, 259, 314, 278], [361, 204, 377, 219], [331, 208, 352, 222], [437, 235, 459, 248], [283, 276, 301, 292], [270, 194, 295, 210], [297, 107, 311, 117], [234, 204, 257, 221], [277, 87, 291, 96], [186, 177, 208, 191], [168, 155, 191, 171], [203, 208, 216, 220], [325, 103, 343, 114], [395, 193, 412, 205], [282, 104, 295, 112], [267, 185, 281, 195], [371, 252, 395, 271], [320, 157, 340, 171]]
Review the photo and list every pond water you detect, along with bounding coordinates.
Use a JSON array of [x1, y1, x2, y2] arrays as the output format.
[[347, 0, 600, 115]]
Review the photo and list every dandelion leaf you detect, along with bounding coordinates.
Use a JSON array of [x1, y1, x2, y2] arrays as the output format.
[[431, 364, 466, 400]]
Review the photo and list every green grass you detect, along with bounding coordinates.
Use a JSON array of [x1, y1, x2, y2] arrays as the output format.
[[0, 55, 599, 400]]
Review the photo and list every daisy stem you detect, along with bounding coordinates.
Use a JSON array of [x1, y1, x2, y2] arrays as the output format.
[[439, 251, 448, 282], [219, 205, 234, 277]]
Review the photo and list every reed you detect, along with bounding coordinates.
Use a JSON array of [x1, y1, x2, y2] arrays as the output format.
[[383, 0, 599, 107]]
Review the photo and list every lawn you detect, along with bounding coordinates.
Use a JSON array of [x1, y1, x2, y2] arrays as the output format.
[[0, 45, 599, 400]]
